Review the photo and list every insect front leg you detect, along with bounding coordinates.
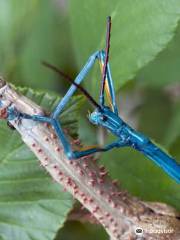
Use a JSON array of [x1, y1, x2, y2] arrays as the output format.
[[51, 50, 104, 118], [7, 105, 52, 125], [51, 118, 128, 160], [51, 118, 104, 159]]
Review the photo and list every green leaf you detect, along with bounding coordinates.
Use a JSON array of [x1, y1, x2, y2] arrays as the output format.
[[69, 0, 180, 93], [138, 89, 173, 145], [137, 23, 180, 87], [0, 88, 83, 240]]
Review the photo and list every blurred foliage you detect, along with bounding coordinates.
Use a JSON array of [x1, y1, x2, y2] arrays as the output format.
[[55, 221, 108, 240], [0, 0, 180, 240], [137, 24, 180, 87], [0, 0, 77, 92], [170, 136, 180, 160], [165, 101, 180, 146]]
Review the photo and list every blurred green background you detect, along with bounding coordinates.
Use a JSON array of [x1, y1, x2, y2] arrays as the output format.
[[0, 1, 180, 240]]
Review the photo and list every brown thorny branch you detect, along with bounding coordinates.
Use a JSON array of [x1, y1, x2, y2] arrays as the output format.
[[0, 78, 179, 240]]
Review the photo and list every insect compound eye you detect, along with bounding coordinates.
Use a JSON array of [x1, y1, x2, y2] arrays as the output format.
[[100, 115, 108, 121]]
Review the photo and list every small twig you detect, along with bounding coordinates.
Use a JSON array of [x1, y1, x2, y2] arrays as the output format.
[[0, 78, 179, 240]]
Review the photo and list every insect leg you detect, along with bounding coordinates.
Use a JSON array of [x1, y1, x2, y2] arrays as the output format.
[[7, 106, 52, 124], [52, 50, 102, 119], [20, 113, 51, 123], [99, 51, 118, 114], [51, 119, 127, 160], [69, 139, 128, 159]]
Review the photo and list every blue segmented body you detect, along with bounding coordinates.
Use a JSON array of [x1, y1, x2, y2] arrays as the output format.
[[89, 107, 180, 183], [0, 16, 179, 183]]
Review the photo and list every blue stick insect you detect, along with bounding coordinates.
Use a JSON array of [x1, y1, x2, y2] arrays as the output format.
[[4, 17, 180, 183]]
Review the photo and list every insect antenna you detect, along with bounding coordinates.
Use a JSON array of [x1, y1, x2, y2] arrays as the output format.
[[42, 61, 101, 109], [100, 16, 111, 105]]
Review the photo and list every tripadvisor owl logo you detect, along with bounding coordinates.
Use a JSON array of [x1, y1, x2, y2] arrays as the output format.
[[135, 227, 143, 236]]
